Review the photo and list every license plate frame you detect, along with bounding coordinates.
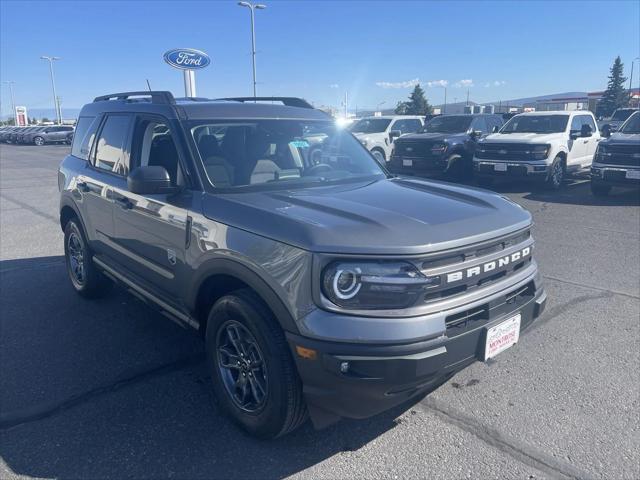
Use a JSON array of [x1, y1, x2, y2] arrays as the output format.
[[494, 163, 508, 172], [403, 159, 413, 167], [483, 313, 521, 361], [626, 169, 640, 180]]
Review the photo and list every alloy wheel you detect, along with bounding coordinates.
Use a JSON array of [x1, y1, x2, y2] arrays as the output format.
[[67, 231, 85, 286], [216, 320, 269, 413]]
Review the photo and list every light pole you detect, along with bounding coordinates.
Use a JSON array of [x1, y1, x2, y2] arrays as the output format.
[[41, 55, 61, 124], [238, 2, 266, 99], [629, 57, 640, 107], [376, 101, 386, 113], [3, 81, 16, 125]]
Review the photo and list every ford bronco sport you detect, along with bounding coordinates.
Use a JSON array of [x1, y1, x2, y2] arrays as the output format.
[[59, 91, 546, 438]]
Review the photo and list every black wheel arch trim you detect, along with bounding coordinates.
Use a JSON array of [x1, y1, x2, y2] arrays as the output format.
[[59, 196, 88, 236], [188, 258, 299, 335]]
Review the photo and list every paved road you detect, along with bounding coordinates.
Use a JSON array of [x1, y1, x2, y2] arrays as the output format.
[[1, 144, 639, 480]]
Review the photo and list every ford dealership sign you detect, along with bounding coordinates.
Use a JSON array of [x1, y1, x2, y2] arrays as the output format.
[[163, 48, 210, 70]]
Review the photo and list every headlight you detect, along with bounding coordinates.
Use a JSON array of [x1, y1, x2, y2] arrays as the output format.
[[595, 145, 607, 160], [359, 139, 369, 147], [431, 143, 447, 154], [526, 144, 550, 160], [321, 261, 440, 310]]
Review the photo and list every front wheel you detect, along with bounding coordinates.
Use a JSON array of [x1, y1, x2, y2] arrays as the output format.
[[205, 290, 307, 438], [33, 136, 45, 146], [371, 148, 386, 164], [591, 182, 611, 196], [544, 156, 565, 190]]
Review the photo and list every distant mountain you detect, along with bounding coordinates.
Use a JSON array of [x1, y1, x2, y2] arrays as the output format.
[[487, 92, 588, 107]]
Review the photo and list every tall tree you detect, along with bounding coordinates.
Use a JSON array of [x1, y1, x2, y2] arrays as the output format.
[[395, 84, 432, 115], [599, 56, 628, 117]]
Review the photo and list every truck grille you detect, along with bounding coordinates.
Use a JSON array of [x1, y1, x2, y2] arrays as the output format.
[[393, 141, 436, 158], [475, 143, 533, 161], [418, 228, 534, 305], [600, 145, 640, 167]]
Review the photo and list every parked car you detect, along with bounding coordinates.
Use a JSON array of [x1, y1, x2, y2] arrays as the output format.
[[474, 111, 601, 189], [598, 108, 638, 137], [348, 115, 423, 163], [25, 125, 75, 145], [388, 114, 504, 178], [591, 110, 640, 196], [7, 126, 29, 144], [16, 126, 46, 144], [59, 91, 546, 439]]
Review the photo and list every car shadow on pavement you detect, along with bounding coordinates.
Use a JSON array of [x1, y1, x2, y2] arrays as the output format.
[[0, 256, 406, 479]]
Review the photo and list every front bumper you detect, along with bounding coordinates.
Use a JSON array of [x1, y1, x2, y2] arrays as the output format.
[[591, 165, 640, 187], [474, 159, 550, 179], [388, 154, 449, 175], [288, 283, 546, 427]]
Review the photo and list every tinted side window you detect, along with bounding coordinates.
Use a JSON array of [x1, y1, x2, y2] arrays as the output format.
[[391, 120, 406, 133], [472, 116, 488, 133], [581, 115, 596, 133], [405, 119, 422, 132], [131, 117, 182, 186], [94, 115, 132, 175], [71, 116, 98, 161], [570, 116, 582, 133]]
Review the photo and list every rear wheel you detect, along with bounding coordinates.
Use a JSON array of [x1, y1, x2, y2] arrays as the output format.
[[63, 219, 112, 298], [445, 154, 466, 180], [205, 289, 307, 438], [591, 182, 611, 196], [544, 156, 565, 190], [33, 136, 45, 146]]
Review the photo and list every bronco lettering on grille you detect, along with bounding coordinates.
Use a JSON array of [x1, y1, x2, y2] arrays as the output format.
[[445, 246, 531, 284]]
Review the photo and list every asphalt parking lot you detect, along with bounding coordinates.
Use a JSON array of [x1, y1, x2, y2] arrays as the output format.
[[1, 144, 639, 480]]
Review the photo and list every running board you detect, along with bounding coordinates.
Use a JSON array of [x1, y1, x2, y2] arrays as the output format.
[[93, 255, 199, 330]]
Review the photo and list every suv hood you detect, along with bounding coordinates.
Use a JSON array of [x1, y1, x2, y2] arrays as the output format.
[[483, 132, 565, 143], [201, 177, 531, 255], [395, 132, 467, 143], [601, 132, 640, 145]]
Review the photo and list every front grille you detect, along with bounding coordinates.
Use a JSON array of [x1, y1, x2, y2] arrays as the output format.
[[599, 145, 640, 167], [418, 228, 534, 305], [445, 281, 535, 336], [475, 143, 533, 161], [394, 141, 436, 158], [604, 170, 634, 181]]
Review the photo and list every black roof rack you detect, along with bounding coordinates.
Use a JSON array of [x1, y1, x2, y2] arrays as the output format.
[[93, 91, 175, 104], [216, 97, 314, 109]]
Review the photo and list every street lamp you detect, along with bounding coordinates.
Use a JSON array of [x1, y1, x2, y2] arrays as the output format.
[[629, 57, 640, 107], [2, 81, 16, 125], [238, 2, 266, 98], [40, 55, 62, 124]]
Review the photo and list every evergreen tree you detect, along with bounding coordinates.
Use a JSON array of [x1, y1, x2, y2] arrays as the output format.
[[599, 56, 628, 117], [395, 84, 432, 115]]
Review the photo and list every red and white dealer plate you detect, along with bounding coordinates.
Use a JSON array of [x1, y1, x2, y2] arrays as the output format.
[[484, 313, 521, 361]]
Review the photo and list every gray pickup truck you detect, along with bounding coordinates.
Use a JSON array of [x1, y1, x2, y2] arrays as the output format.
[[58, 91, 546, 438]]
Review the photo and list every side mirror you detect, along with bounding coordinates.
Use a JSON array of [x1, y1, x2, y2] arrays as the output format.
[[127, 166, 177, 195], [601, 124, 611, 138], [492, 126, 500, 133], [580, 124, 593, 138], [569, 130, 580, 140], [470, 130, 483, 139], [389, 129, 401, 141]]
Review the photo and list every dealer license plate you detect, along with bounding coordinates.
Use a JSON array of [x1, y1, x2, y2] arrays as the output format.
[[626, 170, 640, 179], [494, 163, 508, 172], [484, 313, 521, 361], [403, 159, 413, 167]]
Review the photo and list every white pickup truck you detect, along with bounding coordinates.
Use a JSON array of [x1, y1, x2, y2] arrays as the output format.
[[473, 111, 601, 189], [349, 115, 424, 163]]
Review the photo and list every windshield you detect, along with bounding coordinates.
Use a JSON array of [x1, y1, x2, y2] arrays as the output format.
[[620, 112, 640, 134], [612, 109, 634, 121], [349, 118, 392, 134], [501, 115, 569, 133], [422, 116, 472, 133], [190, 120, 386, 190]]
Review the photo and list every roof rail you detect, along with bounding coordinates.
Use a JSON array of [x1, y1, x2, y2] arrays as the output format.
[[216, 97, 314, 109], [93, 91, 175, 104]]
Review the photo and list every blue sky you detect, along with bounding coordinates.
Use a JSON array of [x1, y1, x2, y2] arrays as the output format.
[[1, 0, 639, 115]]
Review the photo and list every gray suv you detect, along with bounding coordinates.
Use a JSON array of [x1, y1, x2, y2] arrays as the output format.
[[58, 91, 547, 438], [27, 125, 74, 145]]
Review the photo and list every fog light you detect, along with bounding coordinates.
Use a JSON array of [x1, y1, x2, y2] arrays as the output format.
[[534, 166, 547, 172], [340, 361, 350, 373]]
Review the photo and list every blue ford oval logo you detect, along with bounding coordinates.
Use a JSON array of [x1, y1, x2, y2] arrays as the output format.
[[163, 48, 211, 70]]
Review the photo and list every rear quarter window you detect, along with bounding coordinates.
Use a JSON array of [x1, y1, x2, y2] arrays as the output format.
[[71, 116, 99, 161]]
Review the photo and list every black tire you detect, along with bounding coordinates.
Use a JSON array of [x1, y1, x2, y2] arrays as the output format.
[[371, 148, 386, 164], [544, 156, 565, 190], [591, 182, 611, 197], [205, 289, 307, 439], [63, 218, 112, 298], [33, 136, 45, 146]]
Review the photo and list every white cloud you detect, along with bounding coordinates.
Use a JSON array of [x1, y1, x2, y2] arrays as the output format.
[[484, 80, 507, 88], [329, 84, 340, 89], [427, 80, 448, 88], [454, 79, 474, 88], [375, 78, 420, 89]]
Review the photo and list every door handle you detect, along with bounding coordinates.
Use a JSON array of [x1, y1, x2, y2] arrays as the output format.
[[76, 181, 89, 192], [112, 194, 133, 209]]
